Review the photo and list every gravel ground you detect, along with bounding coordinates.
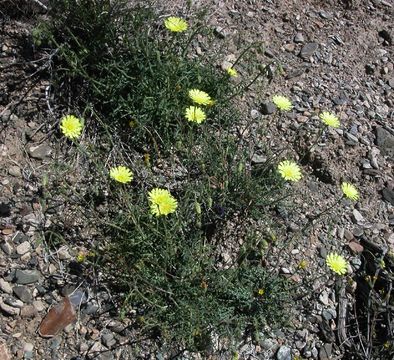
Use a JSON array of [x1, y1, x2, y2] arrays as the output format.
[[0, 0, 393, 359]]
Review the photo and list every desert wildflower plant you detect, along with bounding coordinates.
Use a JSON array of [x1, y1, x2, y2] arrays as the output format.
[[60, 114, 83, 139], [320, 111, 340, 128], [109, 166, 133, 184], [278, 160, 302, 182], [148, 188, 178, 216], [272, 95, 293, 111], [341, 182, 359, 201], [164, 16, 188, 32], [185, 106, 206, 123], [326, 253, 348, 275]]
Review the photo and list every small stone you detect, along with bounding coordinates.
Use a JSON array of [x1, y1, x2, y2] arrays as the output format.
[[0, 300, 20, 316], [101, 331, 116, 348], [276, 345, 291, 360], [33, 300, 46, 312], [8, 166, 22, 178], [16, 241, 31, 255], [0, 342, 11, 360], [21, 305, 38, 318], [344, 229, 353, 241], [23, 343, 34, 353], [352, 209, 364, 224], [261, 338, 278, 351], [13, 286, 32, 303], [0, 202, 11, 217], [319, 291, 329, 306], [250, 109, 261, 119], [0, 279, 13, 294], [294, 33, 304, 43], [4, 297, 24, 308], [14, 269, 41, 284], [348, 241, 364, 254], [345, 132, 358, 143], [28, 144, 52, 160], [251, 154, 267, 164], [376, 127, 394, 157], [352, 227, 364, 237], [382, 187, 394, 206], [57, 247, 71, 260], [319, 343, 332, 360], [300, 43, 318, 60], [261, 101, 276, 115]]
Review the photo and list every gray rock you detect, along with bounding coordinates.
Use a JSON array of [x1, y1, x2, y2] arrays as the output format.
[[276, 345, 291, 360], [300, 43, 318, 60], [16, 241, 31, 255], [352, 209, 364, 224], [376, 127, 394, 157], [261, 101, 277, 115], [14, 269, 41, 284], [319, 291, 329, 306], [251, 153, 267, 164], [13, 286, 32, 303], [319, 343, 333, 360], [101, 331, 116, 348], [0, 300, 20, 315], [0, 279, 13, 294], [345, 132, 358, 143], [0, 241, 13, 255], [28, 144, 52, 160], [382, 187, 394, 206], [8, 166, 22, 178], [4, 296, 24, 308], [261, 338, 278, 351], [294, 33, 305, 43]]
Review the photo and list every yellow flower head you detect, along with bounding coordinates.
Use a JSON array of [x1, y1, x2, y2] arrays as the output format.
[[320, 111, 340, 128], [185, 106, 206, 124], [227, 67, 238, 77], [341, 182, 359, 201], [326, 253, 348, 275], [110, 166, 133, 184], [164, 17, 188, 32], [278, 160, 302, 182], [272, 95, 292, 111], [188, 89, 213, 106], [257, 288, 265, 296], [60, 115, 83, 139], [148, 188, 178, 216]]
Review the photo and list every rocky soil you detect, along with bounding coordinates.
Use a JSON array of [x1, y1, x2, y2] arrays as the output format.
[[1, 0, 393, 359]]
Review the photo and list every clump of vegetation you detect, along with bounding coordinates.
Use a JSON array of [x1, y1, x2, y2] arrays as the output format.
[[35, 0, 367, 354]]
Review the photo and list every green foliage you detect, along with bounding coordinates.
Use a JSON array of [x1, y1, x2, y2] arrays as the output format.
[[39, 0, 294, 352]]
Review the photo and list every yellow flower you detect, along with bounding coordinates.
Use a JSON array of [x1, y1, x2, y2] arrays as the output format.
[[110, 166, 133, 184], [227, 67, 238, 77], [278, 160, 302, 182], [148, 188, 178, 216], [341, 182, 359, 201], [326, 253, 348, 275], [257, 288, 265, 296], [298, 259, 308, 270], [164, 17, 188, 32], [60, 115, 83, 139], [185, 106, 206, 123], [188, 89, 212, 106], [320, 111, 340, 128], [272, 95, 292, 111], [76, 251, 86, 263]]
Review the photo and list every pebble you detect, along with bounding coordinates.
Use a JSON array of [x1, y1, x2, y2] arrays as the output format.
[[382, 187, 394, 205], [348, 241, 364, 254], [13, 286, 32, 303], [375, 127, 394, 157], [57, 247, 72, 260], [28, 144, 52, 160], [344, 229, 353, 241], [8, 165, 22, 178], [261, 101, 276, 115], [20, 305, 38, 318], [14, 269, 41, 284], [4, 297, 24, 308], [294, 32, 305, 43], [0, 279, 13, 294], [0, 300, 21, 316], [33, 300, 46, 312], [0, 241, 13, 255], [101, 331, 116, 348], [352, 209, 364, 224], [300, 43, 318, 60], [276, 345, 291, 360], [319, 291, 329, 306], [16, 241, 31, 255], [319, 343, 333, 360]]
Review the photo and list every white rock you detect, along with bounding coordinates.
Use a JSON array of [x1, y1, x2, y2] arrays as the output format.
[[16, 241, 31, 255], [0, 279, 13, 294]]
